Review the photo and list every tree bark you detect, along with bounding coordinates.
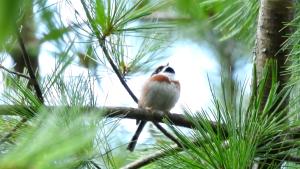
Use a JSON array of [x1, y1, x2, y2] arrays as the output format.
[[255, 0, 294, 168], [0, 105, 218, 129], [255, 0, 294, 105]]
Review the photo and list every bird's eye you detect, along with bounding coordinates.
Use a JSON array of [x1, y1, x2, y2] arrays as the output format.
[[157, 66, 164, 72], [151, 66, 164, 76], [165, 67, 175, 74]]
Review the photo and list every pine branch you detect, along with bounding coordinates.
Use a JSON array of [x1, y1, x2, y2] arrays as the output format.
[[0, 64, 31, 79], [0, 105, 205, 129], [120, 144, 181, 169], [120, 144, 300, 169], [120, 150, 300, 169], [81, 0, 138, 103], [0, 33, 44, 145], [104, 106, 213, 129], [2, 104, 300, 168], [80, 0, 181, 149], [0, 105, 225, 133]]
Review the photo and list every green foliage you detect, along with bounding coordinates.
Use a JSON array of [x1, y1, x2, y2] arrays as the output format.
[[0, 108, 98, 169], [78, 0, 173, 76], [284, 3, 300, 87], [281, 4, 300, 167], [79, 0, 172, 37], [0, 69, 121, 168], [0, 0, 23, 45], [42, 27, 70, 42], [37, 0, 71, 43], [175, 0, 259, 44], [212, 0, 259, 42], [108, 32, 170, 76], [155, 61, 299, 168]]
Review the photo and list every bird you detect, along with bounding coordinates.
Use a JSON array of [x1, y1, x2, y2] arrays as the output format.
[[127, 64, 180, 151]]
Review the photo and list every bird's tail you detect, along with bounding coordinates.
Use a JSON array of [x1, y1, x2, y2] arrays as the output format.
[[127, 120, 147, 152]]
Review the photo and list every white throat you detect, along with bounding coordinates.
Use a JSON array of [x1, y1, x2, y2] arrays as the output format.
[[160, 72, 176, 81]]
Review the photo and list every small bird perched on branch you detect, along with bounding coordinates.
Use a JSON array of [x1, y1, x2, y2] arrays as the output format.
[[127, 64, 180, 151]]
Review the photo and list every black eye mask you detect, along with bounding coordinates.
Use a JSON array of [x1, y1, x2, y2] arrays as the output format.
[[164, 67, 175, 74], [151, 66, 164, 76]]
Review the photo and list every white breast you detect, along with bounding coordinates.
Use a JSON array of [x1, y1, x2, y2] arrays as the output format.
[[139, 80, 180, 111]]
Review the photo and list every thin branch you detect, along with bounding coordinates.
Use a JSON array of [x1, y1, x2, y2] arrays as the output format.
[[98, 41, 139, 103], [127, 121, 147, 151], [152, 122, 182, 148], [0, 64, 31, 79], [120, 144, 181, 169], [80, 0, 180, 148], [80, 0, 138, 103], [89, 160, 102, 169], [17, 33, 44, 103]]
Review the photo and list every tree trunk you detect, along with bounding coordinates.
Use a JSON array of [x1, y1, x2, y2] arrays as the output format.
[[255, 0, 294, 168], [256, 0, 294, 99]]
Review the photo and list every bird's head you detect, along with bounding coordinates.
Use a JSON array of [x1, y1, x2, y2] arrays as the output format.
[[151, 64, 176, 80]]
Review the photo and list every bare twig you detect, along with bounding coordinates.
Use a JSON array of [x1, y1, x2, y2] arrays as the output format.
[[0, 64, 31, 79]]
